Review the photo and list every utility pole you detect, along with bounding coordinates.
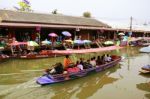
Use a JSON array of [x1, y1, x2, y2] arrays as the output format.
[[129, 16, 133, 31]]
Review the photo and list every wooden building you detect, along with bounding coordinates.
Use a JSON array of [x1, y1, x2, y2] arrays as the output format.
[[0, 10, 111, 42], [0, 10, 149, 43]]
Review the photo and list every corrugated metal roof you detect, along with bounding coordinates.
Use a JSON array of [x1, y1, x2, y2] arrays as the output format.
[[0, 10, 110, 28]]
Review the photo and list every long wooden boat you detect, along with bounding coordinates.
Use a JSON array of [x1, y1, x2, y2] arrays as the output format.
[[50, 46, 122, 54], [36, 56, 121, 85], [11, 46, 122, 59], [19, 53, 65, 59]]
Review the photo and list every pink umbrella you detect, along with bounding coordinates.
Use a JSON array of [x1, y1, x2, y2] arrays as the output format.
[[48, 33, 58, 37]]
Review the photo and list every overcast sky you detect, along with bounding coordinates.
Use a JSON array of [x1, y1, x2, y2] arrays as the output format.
[[0, 0, 150, 27]]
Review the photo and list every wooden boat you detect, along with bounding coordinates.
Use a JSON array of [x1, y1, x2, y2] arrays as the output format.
[[139, 65, 150, 74], [50, 46, 122, 54], [0, 54, 9, 62], [16, 46, 122, 59], [36, 56, 121, 85], [11, 50, 68, 59]]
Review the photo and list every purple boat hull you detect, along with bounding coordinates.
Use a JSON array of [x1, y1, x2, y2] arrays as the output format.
[[36, 58, 121, 85]]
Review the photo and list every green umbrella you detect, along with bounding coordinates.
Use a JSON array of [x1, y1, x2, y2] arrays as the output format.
[[27, 41, 39, 46], [104, 41, 114, 45]]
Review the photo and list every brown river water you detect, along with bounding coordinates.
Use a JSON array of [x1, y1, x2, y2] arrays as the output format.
[[0, 47, 150, 99]]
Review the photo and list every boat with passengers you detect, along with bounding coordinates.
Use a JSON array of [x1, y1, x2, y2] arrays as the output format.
[[36, 55, 121, 85]]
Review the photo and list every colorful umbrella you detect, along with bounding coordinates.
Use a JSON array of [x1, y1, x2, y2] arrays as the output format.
[[104, 41, 114, 45], [83, 40, 91, 44], [27, 41, 39, 46], [41, 40, 51, 45], [118, 32, 125, 36], [0, 46, 4, 50], [62, 31, 71, 36], [64, 39, 73, 43], [74, 40, 84, 44], [48, 33, 58, 37]]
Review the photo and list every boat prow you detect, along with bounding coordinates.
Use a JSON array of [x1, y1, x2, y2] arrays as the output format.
[[139, 65, 150, 74], [36, 75, 56, 85]]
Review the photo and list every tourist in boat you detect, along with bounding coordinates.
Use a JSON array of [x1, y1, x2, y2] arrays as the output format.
[[76, 61, 83, 70], [104, 54, 112, 62], [80, 58, 85, 66], [96, 56, 103, 65], [90, 57, 96, 67], [101, 54, 106, 64], [106, 54, 112, 62], [49, 62, 64, 74], [63, 55, 73, 69], [83, 59, 93, 69]]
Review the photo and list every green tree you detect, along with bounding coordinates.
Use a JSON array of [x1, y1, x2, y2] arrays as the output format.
[[14, 0, 32, 12], [83, 12, 91, 18], [52, 9, 58, 14]]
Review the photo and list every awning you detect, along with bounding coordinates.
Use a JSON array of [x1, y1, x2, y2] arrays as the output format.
[[0, 22, 109, 30], [0, 22, 150, 33]]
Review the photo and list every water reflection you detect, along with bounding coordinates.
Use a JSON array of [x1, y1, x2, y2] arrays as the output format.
[[50, 64, 121, 99], [136, 82, 150, 99]]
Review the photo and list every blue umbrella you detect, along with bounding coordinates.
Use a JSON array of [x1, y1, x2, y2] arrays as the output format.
[[74, 40, 84, 44], [62, 31, 71, 37], [83, 40, 91, 44]]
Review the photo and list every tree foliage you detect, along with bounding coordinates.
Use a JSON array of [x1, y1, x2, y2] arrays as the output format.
[[83, 12, 91, 18], [52, 9, 58, 14], [14, 0, 32, 12]]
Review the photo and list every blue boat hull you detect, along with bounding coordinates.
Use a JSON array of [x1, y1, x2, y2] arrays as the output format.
[[36, 58, 121, 85]]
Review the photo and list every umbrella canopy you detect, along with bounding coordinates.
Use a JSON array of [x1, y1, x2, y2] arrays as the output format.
[[118, 32, 125, 36], [48, 33, 58, 37], [0, 46, 4, 50], [62, 31, 71, 36], [64, 39, 73, 43], [83, 40, 92, 44], [27, 41, 39, 46], [74, 40, 84, 44], [41, 40, 51, 45], [104, 41, 114, 45]]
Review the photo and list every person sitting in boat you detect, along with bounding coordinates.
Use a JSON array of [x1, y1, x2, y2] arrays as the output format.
[[96, 56, 103, 65], [106, 54, 112, 62], [76, 61, 83, 70], [67, 62, 80, 73], [90, 57, 96, 67], [63, 55, 74, 70], [49, 62, 64, 74], [79, 58, 85, 66], [101, 54, 106, 64], [83, 59, 93, 69]]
